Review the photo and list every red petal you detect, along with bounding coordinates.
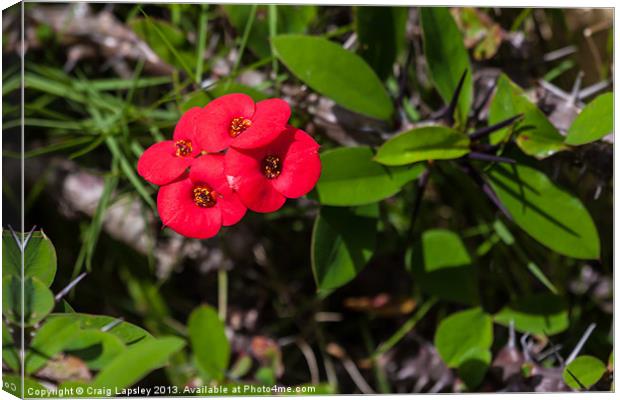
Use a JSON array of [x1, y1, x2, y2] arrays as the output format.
[[195, 94, 255, 152], [190, 155, 247, 226], [232, 98, 291, 149], [137, 141, 193, 185], [224, 148, 286, 213], [157, 178, 222, 239], [271, 127, 321, 198], [172, 107, 205, 156]]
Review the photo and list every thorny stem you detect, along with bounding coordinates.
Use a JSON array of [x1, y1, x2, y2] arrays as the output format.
[[468, 114, 524, 142], [218, 268, 228, 321]]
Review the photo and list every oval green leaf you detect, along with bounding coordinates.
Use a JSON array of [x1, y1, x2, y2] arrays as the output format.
[[494, 293, 569, 335], [434, 308, 493, 368], [188, 305, 230, 381], [272, 34, 393, 121], [93, 336, 185, 390], [3, 275, 54, 326], [409, 229, 478, 305], [3, 230, 57, 287], [487, 163, 600, 259], [488, 74, 566, 158], [420, 7, 473, 126], [64, 329, 126, 370], [355, 6, 407, 80], [315, 147, 425, 206], [46, 313, 153, 346], [566, 92, 613, 145], [563, 355, 606, 389], [311, 205, 378, 292], [375, 125, 470, 166], [25, 317, 82, 374]]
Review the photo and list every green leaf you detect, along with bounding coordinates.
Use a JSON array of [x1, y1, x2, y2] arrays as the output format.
[[457, 349, 491, 389], [223, 5, 317, 58], [410, 229, 478, 305], [3, 230, 57, 287], [46, 313, 153, 346], [272, 35, 393, 121], [488, 74, 566, 158], [420, 7, 473, 125], [93, 336, 185, 390], [25, 317, 82, 374], [494, 293, 569, 335], [355, 7, 408, 80], [565, 92, 613, 145], [563, 355, 606, 389], [375, 125, 470, 166], [64, 329, 126, 370], [315, 147, 425, 206], [434, 308, 493, 368], [188, 305, 230, 381], [2, 320, 19, 371], [3, 275, 54, 326], [311, 205, 378, 292], [487, 163, 600, 259]]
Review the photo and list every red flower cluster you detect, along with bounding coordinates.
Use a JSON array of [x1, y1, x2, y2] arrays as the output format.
[[137, 94, 321, 239]]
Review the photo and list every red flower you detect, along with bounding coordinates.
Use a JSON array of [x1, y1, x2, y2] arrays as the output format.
[[194, 93, 291, 152], [224, 126, 321, 213], [157, 154, 246, 239], [138, 107, 205, 185]]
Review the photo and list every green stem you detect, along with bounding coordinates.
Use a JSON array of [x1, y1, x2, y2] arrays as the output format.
[[218, 268, 228, 321], [373, 297, 437, 357], [195, 4, 208, 85], [227, 4, 257, 91], [267, 5, 280, 95]]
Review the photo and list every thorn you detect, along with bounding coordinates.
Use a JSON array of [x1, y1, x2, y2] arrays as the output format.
[[101, 318, 124, 332], [432, 69, 468, 126], [468, 152, 516, 164], [461, 162, 512, 220], [570, 71, 584, 104], [471, 78, 497, 123], [594, 184, 603, 200], [7, 225, 22, 250], [542, 45, 577, 63], [579, 79, 611, 101], [22, 226, 38, 250], [536, 344, 563, 362], [545, 333, 565, 366], [566, 323, 596, 365], [520, 333, 533, 363], [508, 320, 516, 348], [54, 272, 87, 302], [469, 114, 524, 141]]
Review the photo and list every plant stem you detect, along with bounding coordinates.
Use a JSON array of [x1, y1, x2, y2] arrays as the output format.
[[218, 268, 228, 321], [373, 297, 437, 357], [195, 4, 208, 85]]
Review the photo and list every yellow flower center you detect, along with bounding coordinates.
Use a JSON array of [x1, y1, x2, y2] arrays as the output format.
[[192, 185, 217, 208], [175, 140, 193, 157], [262, 155, 282, 179], [229, 117, 252, 138]]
